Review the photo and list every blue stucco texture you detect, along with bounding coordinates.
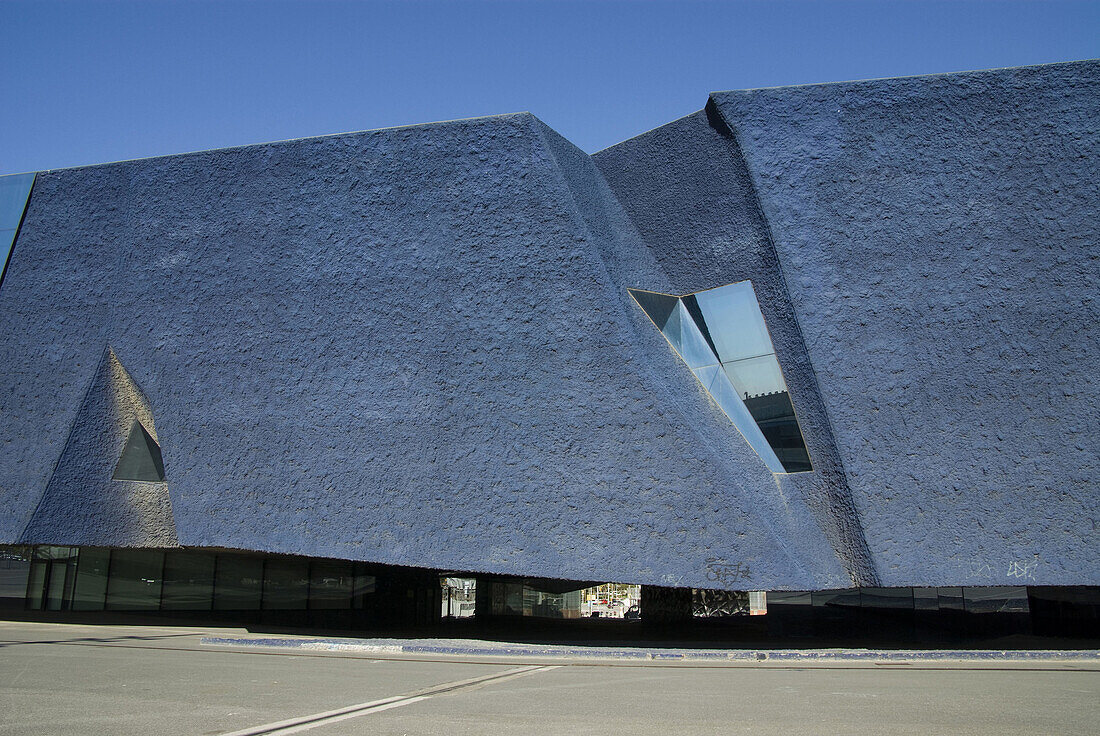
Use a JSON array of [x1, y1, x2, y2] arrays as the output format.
[[704, 60, 1098, 585], [3, 60, 1095, 590], [20, 348, 177, 547], [0, 113, 849, 589], [593, 109, 880, 586]]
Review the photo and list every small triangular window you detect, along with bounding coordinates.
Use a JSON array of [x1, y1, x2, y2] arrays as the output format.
[[112, 421, 166, 482]]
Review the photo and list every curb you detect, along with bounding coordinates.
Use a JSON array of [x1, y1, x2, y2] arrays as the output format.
[[199, 637, 1100, 662]]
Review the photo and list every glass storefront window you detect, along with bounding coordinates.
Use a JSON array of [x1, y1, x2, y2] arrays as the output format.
[[937, 587, 966, 611], [963, 586, 1030, 613], [309, 560, 353, 609], [106, 549, 165, 610], [0, 547, 31, 609], [162, 551, 215, 610], [72, 549, 110, 611], [262, 558, 309, 610], [26, 561, 46, 610], [213, 555, 263, 610], [352, 571, 376, 609], [860, 587, 914, 609]]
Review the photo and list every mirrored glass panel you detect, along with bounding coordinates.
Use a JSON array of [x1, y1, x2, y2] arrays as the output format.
[[1, 230, 16, 273], [692, 283, 774, 362], [162, 551, 215, 610], [629, 283, 812, 473], [0, 547, 31, 609], [213, 555, 262, 610], [309, 560, 353, 609], [106, 549, 164, 610], [0, 173, 34, 230], [722, 355, 786, 399], [72, 548, 110, 611], [673, 302, 720, 370], [0, 174, 33, 283], [263, 558, 309, 610]]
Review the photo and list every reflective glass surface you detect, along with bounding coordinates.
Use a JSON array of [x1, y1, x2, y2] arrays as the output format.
[[963, 586, 1030, 613], [628, 289, 678, 331], [263, 558, 309, 609], [309, 560, 353, 609], [811, 588, 861, 608], [72, 548, 110, 611], [704, 364, 785, 473], [162, 551, 215, 610], [913, 587, 940, 610], [660, 299, 685, 354], [1, 230, 16, 272], [351, 572, 376, 609], [113, 422, 166, 482], [0, 547, 30, 608], [106, 549, 164, 610], [0, 174, 33, 282], [46, 561, 69, 610], [0, 174, 33, 230], [723, 355, 786, 399], [767, 590, 812, 605], [630, 281, 812, 473], [671, 302, 719, 369], [213, 556, 262, 610], [694, 281, 774, 362], [937, 587, 966, 611], [26, 562, 46, 610], [860, 587, 915, 609]]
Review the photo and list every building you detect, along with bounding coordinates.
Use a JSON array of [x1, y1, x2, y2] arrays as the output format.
[[0, 60, 1097, 630]]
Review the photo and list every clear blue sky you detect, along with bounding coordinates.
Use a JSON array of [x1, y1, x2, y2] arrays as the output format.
[[2, 0, 1098, 174]]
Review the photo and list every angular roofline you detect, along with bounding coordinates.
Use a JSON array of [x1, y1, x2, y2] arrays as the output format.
[[708, 57, 1099, 97], [9, 111, 536, 178], [590, 109, 704, 156]]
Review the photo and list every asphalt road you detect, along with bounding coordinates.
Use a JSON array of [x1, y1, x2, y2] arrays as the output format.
[[1, 621, 1098, 735]]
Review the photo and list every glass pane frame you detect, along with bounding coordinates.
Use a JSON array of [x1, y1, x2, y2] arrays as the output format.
[[629, 283, 812, 474], [0, 173, 35, 288]]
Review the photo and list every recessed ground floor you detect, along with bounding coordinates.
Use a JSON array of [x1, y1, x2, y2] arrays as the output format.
[[1, 545, 1097, 643]]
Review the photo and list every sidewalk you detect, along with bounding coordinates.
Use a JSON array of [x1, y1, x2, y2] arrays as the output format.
[[200, 634, 1100, 663]]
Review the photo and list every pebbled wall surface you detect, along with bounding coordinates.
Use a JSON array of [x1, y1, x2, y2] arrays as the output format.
[[709, 60, 1099, 585], [0, 113, 848, 589], [594, 107, 879, 586], [21, 348, 177, 547]]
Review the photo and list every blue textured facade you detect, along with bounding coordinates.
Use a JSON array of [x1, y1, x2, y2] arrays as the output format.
[[1, 60, 1096, 591]]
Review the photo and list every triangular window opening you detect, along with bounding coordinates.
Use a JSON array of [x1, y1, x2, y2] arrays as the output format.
[[112, 421, 166, 482], [629, 284, 812, 474]]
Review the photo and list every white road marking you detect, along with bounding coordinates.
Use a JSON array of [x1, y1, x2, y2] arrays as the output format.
[[218, 665, 560, 735]]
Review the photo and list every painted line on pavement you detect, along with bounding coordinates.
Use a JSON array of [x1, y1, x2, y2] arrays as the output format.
[[217, 664, 559, 735]]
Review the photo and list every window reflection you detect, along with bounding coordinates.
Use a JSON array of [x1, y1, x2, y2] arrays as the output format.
[[0, 173, 34, 282], [213, 556, 262, 610], [630, 282, 812, 473], [162, 551, 215, 610], [72, 548, 110, 611], [106, 549, 164, 610]]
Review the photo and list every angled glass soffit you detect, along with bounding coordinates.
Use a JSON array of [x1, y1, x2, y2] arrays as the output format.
[[0, 172, 35, 285], [629, 282, 812, 474]]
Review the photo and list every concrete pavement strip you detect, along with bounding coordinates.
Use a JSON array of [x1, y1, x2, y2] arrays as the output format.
[[199, 636, 1100, 664]]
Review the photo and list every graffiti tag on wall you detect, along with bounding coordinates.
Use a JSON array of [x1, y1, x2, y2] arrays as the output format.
[[704, 558, 752, 588], [969, 558, 1039, 581]]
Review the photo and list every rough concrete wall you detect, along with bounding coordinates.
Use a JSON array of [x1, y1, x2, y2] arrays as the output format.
[[710, 60, 1100, 585], [0, 113, 847, 589], [593, 109, 879, 586], [533, 119, 851, 588], [21, 348, 177, 547]]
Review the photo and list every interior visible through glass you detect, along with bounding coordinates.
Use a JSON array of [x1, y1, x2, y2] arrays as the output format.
[[630, 282, 812, 473]]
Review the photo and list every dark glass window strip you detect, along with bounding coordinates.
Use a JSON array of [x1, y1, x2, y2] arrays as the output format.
[[12, 546, 386, 613]]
